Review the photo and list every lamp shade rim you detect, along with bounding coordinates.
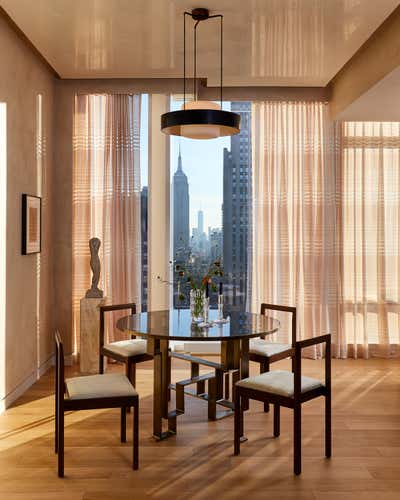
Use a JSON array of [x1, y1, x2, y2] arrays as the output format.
[[161, 109, 241, 138]]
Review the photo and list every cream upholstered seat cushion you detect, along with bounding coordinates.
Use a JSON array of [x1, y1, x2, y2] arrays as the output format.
[[66, 373, 137, 400], [103, 339, 147, 357], [249, 339, 291, 357], [236, 370, 323, 397]]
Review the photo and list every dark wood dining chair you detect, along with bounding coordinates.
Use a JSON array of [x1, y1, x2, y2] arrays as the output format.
[[99, 302, 152, 386], [249, 304, 296, 412], [234, 334, 331, 475], [55, 331, 139, 477]]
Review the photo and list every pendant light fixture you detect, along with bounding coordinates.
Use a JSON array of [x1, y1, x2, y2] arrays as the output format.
[[161, 8, 240, 139]]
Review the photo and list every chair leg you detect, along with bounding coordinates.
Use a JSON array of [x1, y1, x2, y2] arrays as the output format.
[[325, 392, 331, 458], [55, 384, 58, 454], [126, 363, 133, 413], [273, 404, 280, 437], [293, 403, 301, 475], [261, 361, 270, 412], [99, 354, 104, 374], [208, 376, 217, 421], [234, 390, 241, 455], [133, 400, 139, 470], [130, 363, 137, 388], [121, 407, 127, 443], [57, 408, 64, 477]]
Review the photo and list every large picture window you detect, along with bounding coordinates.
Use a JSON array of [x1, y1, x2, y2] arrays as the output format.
[[170, 99, 252, 310], [338, 122, 400, 357]]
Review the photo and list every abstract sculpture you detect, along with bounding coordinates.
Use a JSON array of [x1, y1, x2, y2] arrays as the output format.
[[85, 237, 103, 298]]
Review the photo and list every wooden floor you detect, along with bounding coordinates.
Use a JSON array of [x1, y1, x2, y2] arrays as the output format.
[[1, 357, 400, 500]]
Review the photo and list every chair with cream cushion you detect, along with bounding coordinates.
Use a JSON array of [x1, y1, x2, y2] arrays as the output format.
[[234, 334, 331, 475], [99, 303, 152, 388], [55, 331, 139, 477], [249, 304, 296, 413]]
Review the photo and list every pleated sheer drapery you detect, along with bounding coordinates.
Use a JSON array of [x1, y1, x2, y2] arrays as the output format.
[[251, 103, 400, 358], [337, 122, 400, 358], [72, 94, 141, 352], [250, 101, 337, 355]]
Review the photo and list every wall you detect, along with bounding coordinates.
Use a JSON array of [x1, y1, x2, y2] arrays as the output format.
[[0, 15, 56, 409]]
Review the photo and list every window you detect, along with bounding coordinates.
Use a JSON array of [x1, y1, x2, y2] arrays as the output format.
[[340, 122, 400, 347], [170, 99, 252, 309]]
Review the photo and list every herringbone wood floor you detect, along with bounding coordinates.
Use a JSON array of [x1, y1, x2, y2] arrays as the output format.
[[1, 357, 400, 499]]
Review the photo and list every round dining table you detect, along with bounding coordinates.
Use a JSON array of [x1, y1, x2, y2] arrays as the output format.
[[117, 308, 280, 440]]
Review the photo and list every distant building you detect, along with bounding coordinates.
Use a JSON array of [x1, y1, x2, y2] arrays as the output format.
[[191, 209, 208, 257], [197, 209, 204, 234], [223, 101, 251, 307], [209, 227, 223, 261], [173, 148, 190, 262], [140, 186, 148, 310]]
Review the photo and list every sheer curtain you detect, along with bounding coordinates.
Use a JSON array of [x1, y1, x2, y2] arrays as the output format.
[[250, 101, 337, 353], [73, 94, 141, 351], [337, 122, 400, 358]]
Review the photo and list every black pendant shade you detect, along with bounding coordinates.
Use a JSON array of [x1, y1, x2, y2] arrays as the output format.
[[161, 108, 240, 138], [161, 8, 241, 139]]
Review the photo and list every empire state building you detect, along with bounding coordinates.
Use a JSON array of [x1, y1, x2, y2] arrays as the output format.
[[173, 148, 190, 261]]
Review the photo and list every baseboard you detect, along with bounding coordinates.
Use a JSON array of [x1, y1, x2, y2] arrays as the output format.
[[64, 353, 76, 366], [37, 353, 55, 378], [0, 354, 55, 413]]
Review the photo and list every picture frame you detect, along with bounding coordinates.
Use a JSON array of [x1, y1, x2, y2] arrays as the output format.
[[21, 194, 42, 255]]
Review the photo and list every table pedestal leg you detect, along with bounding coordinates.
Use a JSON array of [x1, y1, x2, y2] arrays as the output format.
[[240, 338, 249, 436], [151, 339, 175, 440]]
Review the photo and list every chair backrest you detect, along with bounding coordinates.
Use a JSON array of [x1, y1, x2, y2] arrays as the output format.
[[99, 302, 137, 348], [260, 303, 297, 346], [55, 330, 65, 410], [293, 334, 331, 401]]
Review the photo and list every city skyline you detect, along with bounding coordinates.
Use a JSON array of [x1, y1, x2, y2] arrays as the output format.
[[169, 98, 230, 231]]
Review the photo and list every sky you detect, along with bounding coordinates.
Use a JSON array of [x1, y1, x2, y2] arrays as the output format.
[[140, 95, 232, 232]]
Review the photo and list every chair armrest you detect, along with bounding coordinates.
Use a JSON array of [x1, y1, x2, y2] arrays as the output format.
[[294, 334, 331, 397], [296, 334, 330, 350], [100, 303, 137, 313], [260, 303, 296, 314], [260, 304, 297, 346], [99, 303, 137, 347]]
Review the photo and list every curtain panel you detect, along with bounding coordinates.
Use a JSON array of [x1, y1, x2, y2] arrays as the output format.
[[251, 103, 400, 358], [250, 101, 337, 356], [72, 94, 141, 352], [336, 122, 400, 358]]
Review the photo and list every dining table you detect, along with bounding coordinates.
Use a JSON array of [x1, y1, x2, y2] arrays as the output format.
[[116, 308, 280, 440]]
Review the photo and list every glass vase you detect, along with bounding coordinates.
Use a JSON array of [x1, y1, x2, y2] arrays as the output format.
[[190, 289, 205, 323]]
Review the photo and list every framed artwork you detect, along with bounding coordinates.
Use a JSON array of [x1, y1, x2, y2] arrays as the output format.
[[21, 194, 42, 255]]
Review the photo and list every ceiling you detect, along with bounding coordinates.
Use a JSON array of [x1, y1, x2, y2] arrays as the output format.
[[1, 0, 399, 85]]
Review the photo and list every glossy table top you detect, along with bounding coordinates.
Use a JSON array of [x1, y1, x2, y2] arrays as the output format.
[[116, 308, 280, 341]]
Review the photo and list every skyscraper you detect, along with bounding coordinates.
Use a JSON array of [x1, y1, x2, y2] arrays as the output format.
[[173, 148, 190, 262], [223, 101, 251, 307], [197, 210, 204, 234], [191, 209, 207, 257]]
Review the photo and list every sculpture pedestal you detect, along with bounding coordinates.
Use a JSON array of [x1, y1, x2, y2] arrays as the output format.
[[80, 297, 108, 374]]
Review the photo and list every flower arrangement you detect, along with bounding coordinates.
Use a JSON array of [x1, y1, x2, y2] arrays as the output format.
[[174, 260, 223, 320], [175, 260, 224, 301]]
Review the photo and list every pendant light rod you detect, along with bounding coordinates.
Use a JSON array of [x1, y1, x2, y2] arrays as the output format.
[[183, 12, 186, 110], [182, 9, 224, 108], [194, 20, 200, 100]]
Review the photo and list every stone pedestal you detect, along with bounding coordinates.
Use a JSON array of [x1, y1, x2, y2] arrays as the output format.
[[80, 297, 108, 374]]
